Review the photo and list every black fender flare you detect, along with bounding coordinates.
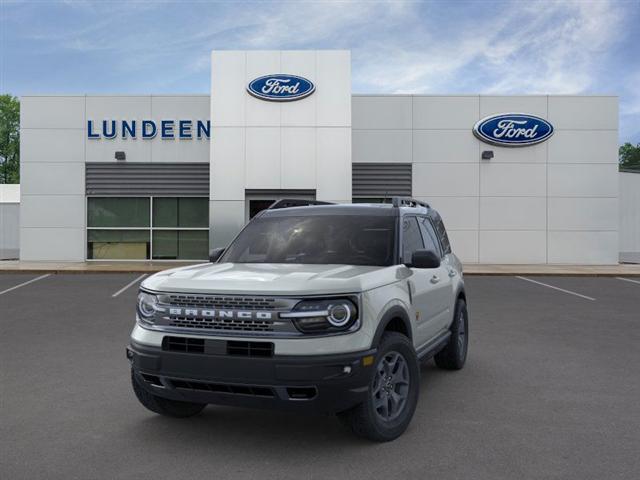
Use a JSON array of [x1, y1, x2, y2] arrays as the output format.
[[371, 305, 413, 348]]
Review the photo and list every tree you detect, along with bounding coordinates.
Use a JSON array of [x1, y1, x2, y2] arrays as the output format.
[[619, 142, 640, 171], [0, 95, 20, 183]]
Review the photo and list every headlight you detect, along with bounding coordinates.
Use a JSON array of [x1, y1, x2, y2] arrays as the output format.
[[281, 298, 358, 334], [137, 291, 158, 324]]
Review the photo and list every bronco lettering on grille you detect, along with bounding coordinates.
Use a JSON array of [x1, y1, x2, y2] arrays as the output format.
[[168, 308, 273, 320]]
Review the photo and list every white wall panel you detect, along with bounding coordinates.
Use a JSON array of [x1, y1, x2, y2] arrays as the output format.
[[352, 96, 411, 130], [246, 51, 281, 127], [413, 163, 479, 197], [447, 230, 478, 263], [211, 127, 245, 201], [86, 96, 151, 120], [245, 127, 280, 189], [21, 195, 84, 228], [619, 172, 640, 259], [418, 196, 479, 230], [413, 96, 479, 129], [548, 164, 618, 197], [547, 130, 618, 164], [412, 130, 478, 163], [21, 96, 85, 129], [316, 50, 351, 127], [548, 231, 618, 264], [21, 129, 85, 163], [152, 95, 210, 120], [20, 227, 85, 261], [282, 128, 316, 189], [210, 200, 245, 248], [151, 96, 211, 162], [482, 142, 547, 164], [548, 96, 618, 130], [21, 163, 84, 195], [480, 163, 546, 196], [86, 135, 152, 163], [316, 128, 351, 201], [352, 130, 412, 163], [480, 231, 547, 264], [480, 197, 546, 230], [548, 197, 618, 231], [479, 95, 547, 118], [211, 51, 246, 127], [281, 51, 317, 126]]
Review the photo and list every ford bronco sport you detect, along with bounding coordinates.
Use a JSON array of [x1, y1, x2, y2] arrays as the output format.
[[127, 197, 469, 441]]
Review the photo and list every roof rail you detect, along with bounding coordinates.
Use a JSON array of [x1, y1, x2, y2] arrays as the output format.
[[267, 199, 335, 210], [391, 197, 430, 209]]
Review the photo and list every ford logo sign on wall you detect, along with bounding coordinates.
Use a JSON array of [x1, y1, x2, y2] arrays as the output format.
[[473, 113, 554, 147], [247, 74, 315, 101]]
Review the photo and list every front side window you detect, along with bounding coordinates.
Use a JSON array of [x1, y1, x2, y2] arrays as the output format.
[[401, 217, 424, 264], [221, 215, 396, 266], [418, 217, 442, 257]]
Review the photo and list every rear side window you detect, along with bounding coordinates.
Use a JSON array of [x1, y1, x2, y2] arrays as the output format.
[[402, 217, 424, 264], [418, 217, 442, 257], [430, 212, 451, 254]]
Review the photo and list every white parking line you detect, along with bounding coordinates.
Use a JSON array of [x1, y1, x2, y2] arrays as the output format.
[[515, 276, 596, 301], [616, 277, 640, 285], [112, 274, 147, 298], [0, 274, 51, 296]]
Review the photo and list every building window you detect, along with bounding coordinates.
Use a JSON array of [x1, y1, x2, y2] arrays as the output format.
[[87, 197, 209, 260]]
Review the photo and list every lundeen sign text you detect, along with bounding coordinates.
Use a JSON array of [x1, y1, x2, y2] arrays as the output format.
[[87, 119, 210, 140], [473, 113, 554, 146]]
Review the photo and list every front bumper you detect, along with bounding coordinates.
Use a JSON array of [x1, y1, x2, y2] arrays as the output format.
[[127, 340, 376, 414]]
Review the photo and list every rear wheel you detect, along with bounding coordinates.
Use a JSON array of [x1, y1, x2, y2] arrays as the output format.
[[338, 332, 419, 442], [131, 369, 206, 418], [434, 299, 468, 370]]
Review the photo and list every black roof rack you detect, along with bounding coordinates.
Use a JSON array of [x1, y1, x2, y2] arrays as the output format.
[[391, 197, 430, 209], [267, 199, 335, 210]]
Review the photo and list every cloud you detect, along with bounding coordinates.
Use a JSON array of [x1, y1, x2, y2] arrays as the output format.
[[4, 0, 639, 141]]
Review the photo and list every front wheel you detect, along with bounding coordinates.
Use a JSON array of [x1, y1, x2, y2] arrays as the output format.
[[434, 299, 468, 370], [338, 332, 420, 442]]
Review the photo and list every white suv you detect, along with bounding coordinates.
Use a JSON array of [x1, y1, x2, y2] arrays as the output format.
[[127, 197, 468, 441]]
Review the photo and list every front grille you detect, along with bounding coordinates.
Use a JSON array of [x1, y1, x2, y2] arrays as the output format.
[[169, 379, 275, 397], [162, 336, 205, 353], [227, 341, 274, 357], [168, 316, 274, 332], [166, 294, 277, 310], [150, 292, 302, 336]]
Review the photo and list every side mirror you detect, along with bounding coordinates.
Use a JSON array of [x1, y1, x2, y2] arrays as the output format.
[[208, 248, 225, 263], [408, 249, 440, 269]]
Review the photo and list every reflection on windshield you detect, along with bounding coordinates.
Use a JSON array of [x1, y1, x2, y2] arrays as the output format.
[[220, 215, 396, 266]]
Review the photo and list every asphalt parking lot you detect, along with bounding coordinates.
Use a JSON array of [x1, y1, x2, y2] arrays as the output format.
[[1, 273, 639, 480]]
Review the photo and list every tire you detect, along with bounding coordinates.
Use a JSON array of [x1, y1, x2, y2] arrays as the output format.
[[131, 369, 206, 418], [434, 299, 468, 370], [338, 332, 420, 442]]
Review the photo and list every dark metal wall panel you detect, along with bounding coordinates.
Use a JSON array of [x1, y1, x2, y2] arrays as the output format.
[[352, 163, 412, 198], [86, 163, 209, 196], [245, 189, 316, 197]]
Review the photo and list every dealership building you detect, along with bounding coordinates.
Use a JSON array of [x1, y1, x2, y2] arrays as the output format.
[[17, 50, 621, 264]]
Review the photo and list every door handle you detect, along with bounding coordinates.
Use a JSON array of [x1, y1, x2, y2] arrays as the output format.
[[448, 269, 457, 278], [430, 275, 440, 284]]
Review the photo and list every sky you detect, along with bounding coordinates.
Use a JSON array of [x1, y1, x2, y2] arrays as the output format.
[[1, 0, 639, 144]]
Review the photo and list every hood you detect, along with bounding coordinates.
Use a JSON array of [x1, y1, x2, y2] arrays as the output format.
[[142, 262, 403, 295]]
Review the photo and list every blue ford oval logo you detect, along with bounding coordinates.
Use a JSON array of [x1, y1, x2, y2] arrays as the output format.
[[247, 74, 315, 102], [473, 113, 554, 147]]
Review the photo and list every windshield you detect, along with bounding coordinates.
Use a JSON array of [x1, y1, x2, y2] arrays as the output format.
[[220, 215, 396, 266]]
